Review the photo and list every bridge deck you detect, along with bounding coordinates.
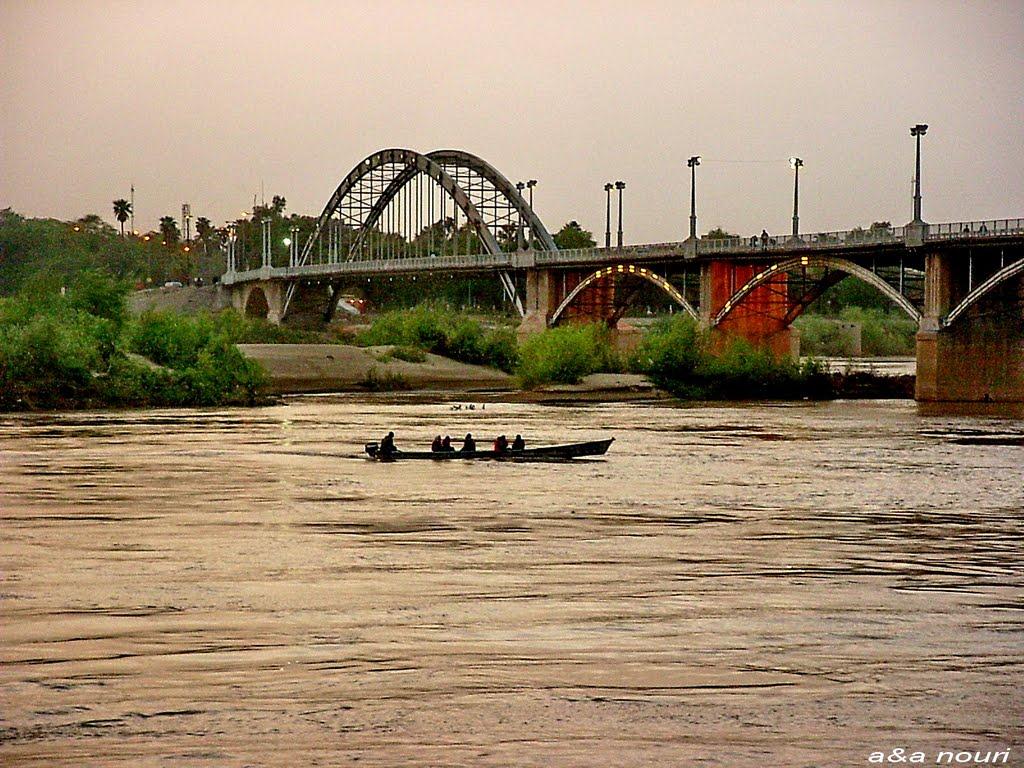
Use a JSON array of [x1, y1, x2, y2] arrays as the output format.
[[223, 219, 1024, 285]]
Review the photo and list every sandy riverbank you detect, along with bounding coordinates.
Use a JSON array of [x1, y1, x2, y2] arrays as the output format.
[[238, 343, 512, 394], [238, 344, 666, 401]]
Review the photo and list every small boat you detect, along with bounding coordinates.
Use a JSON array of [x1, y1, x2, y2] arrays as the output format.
[[365, 438, 614, 462]]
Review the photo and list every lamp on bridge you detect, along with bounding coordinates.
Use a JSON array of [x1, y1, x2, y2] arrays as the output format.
[[687, 155, 701, 239], [615, 181, 626, 249], [910, 124, 928, 223], [526, 179, 537, 209], [515, 182, 527, 250], [789, 157, 803, 238], [604, 183, 613, 248]]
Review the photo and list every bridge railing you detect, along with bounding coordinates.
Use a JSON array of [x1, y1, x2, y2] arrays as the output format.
[[927, 219, 1024, 240], [696, 226, 906, 254], [533, 241, 691, 265]]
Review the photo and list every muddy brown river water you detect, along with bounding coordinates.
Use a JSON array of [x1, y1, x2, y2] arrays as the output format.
[[1, 397, 1022, 767]]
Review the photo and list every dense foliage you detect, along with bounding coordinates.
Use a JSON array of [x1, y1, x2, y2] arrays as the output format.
[[517, 323, 619, 387], [630, 316, 829, 399], [356, 305, 519, 372], [0, 273, 265, 410], [795, 307, 917, 356]]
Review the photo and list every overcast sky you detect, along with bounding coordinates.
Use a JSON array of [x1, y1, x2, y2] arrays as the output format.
[[2, 1, 1022, 243]]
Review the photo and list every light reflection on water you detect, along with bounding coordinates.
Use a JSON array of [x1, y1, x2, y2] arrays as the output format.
[[1, 397, 1022, 766]]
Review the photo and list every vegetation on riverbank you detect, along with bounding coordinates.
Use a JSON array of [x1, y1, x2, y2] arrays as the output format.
[[794, 307, 917, 356], [355, 305, 519, 372], [517, 323, 620, 387], [630, 316, 830, 399], [514, 316, 830, 399], [0, 273, 265, 410]]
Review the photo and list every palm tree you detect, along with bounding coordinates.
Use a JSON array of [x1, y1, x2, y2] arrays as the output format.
[[112, 199, 132, 237], [159, 215, 180, 245]]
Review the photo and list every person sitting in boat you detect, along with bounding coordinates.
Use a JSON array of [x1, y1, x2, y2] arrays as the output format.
[[511, 434, 525, 451], [441, 435, 454, 452], [460, 433, 476, 453], [380, 431, 397, 458], [493, 435, 509, 454], [430, 435, 443, 452]]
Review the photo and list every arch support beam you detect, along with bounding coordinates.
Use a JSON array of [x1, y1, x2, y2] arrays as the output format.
[[943, 257, 1024, 327], [549, 264, 699, 326], [711, 255, 922, 327]]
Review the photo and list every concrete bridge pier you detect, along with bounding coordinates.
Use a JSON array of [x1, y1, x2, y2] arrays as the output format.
[[229, 280, 286, 325], [518, 268, 557, 336], [916, 251, 1024, 402]]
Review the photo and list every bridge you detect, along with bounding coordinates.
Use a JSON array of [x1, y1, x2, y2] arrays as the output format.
[[220, 148, 1024, 403]]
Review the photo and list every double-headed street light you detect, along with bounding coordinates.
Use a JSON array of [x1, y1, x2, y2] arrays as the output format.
[[615, 181, 626, 249], [526, 179, 537, 209], [604, 183, 613, 248], [910, 123, 928, 222], [687, 155, 701, 239], [789, 157, 803, 237]]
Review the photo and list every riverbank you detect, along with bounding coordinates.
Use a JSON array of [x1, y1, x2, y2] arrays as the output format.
[[238, 343, 915, 401], [238, 343, 512, 393]]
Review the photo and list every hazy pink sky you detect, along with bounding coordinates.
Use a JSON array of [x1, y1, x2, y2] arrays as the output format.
[[2, 1, 1023, 243]]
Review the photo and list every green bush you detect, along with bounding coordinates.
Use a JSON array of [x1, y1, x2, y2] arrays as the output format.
[[0, 312, 103, 407], [794, 307, 916, 356], [0, 275, 265, 410], [840, 307, 916, 356], [357, 304, 518, 372], [517, 323, 618, 387], [207, 309, 327, 344], [388, 345, 428, 363], [630, 315, 829, 399], [359, 366, 411, 391]]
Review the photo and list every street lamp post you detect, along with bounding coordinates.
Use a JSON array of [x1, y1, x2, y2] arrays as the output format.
[[525, 180, 537, 249], [604, 183, 613, 248], [615, 181, 626, 249], [515, 181, 526, 249], [687, 156, 701, 239], [910, 124, 928, 222], [789, 157, 803, 237]]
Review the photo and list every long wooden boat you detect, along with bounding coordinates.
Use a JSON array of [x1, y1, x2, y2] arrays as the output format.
[[365, 437, 614, 462]]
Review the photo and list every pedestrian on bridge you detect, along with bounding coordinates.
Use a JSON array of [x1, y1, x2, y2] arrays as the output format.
[[761, 229, 769, 250]]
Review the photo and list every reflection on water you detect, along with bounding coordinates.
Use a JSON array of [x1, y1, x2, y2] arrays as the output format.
[[1, 397, 1022, 766]]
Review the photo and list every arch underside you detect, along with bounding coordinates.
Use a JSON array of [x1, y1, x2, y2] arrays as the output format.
[[287, 148, 557, 319], [244, 286, 269, 319], [944, 256, 1024, 327], [712, 255, 923, 327], [550, 264, 699, 326]]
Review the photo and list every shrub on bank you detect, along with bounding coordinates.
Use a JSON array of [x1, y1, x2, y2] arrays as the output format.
[[517, 323, 619, 387], [0, 274, 265, 410], [630, 315, 829, 399], [356, 305, 518, 372]]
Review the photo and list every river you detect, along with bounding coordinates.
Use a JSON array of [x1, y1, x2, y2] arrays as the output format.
[[1, 397, 1022, 766]]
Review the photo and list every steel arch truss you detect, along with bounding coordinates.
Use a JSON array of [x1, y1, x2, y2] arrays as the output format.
[[290, 148, 557, 318], [712, 255, 923, 327], [943, 256, 1024, 327], [427, 150, 558, 252], [550, 264, 699, 326]]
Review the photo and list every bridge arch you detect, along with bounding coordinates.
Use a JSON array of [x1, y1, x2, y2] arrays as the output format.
[[288, 148, 556, 318], [244, 285, 270, 319], [427, 150, 558, 251], [549, 264, 699, 326], [297, 148, 501, 264], [711, 255, 922, 327], [943, 258, 1024, 327]]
